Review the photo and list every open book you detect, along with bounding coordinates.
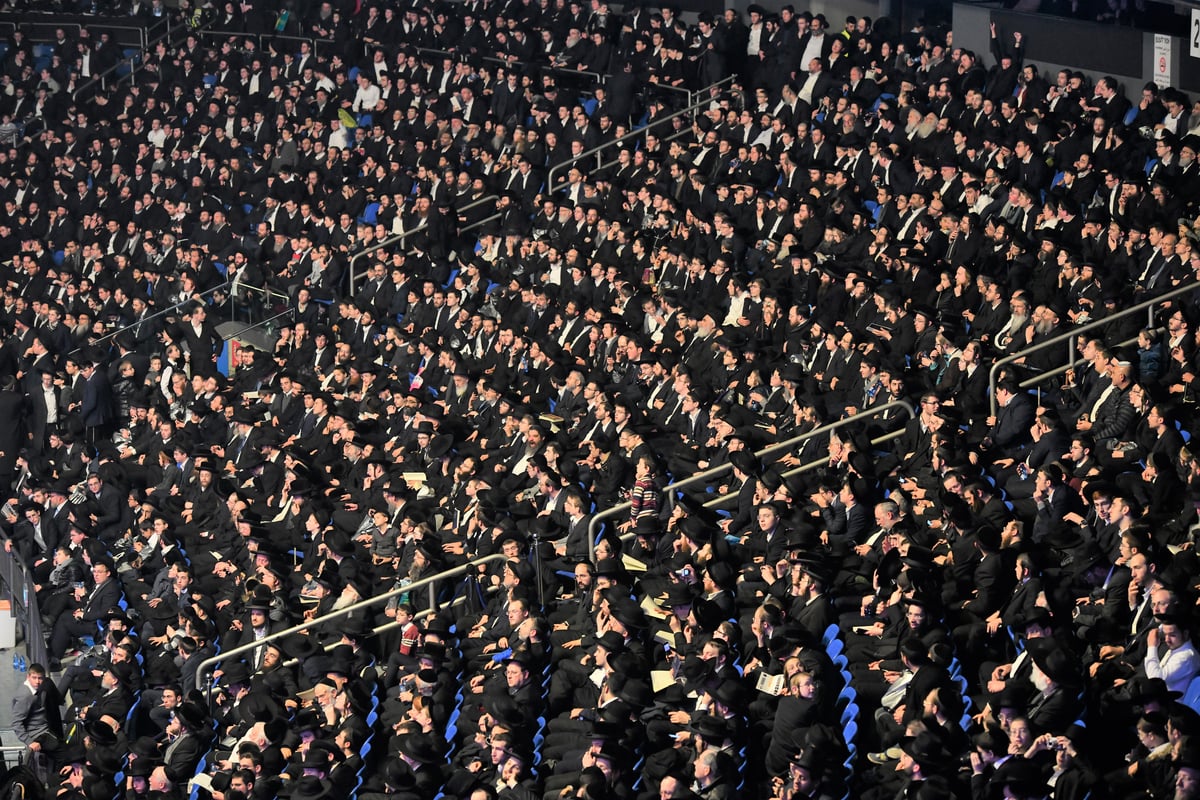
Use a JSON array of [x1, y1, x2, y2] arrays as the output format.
[[755, 672, 786, 696]]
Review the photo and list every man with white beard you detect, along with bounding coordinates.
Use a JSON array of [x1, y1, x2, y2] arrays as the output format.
[[1023, 639, 1082, 733]]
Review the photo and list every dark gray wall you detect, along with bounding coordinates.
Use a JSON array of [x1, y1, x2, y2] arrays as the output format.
[[954, 2, 1198, 94]]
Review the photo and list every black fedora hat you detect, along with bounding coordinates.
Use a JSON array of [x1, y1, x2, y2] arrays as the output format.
[[613, 678, 652, 709], [595, 630, 627, 657], [899, 732, 948, 767], [396, 733, 442, 764], [220, 660, 251, 686], [84, 717, 119, 746], [383, 759, 416, 791], [280, 634, 319, 660], [484, 693, 530, 731], [1129, 676, 1183, 705], [130, 736, 159, 760], [993, 756, 1048, 797], [607, 596, 647, 630], [688, 715, 731, 743], [176, 700, 209, 731], [1027, 639, 1081, 689], [290, 776, 332, 800]]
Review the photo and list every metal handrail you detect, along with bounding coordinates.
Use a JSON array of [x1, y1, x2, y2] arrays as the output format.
[[224, 282, 294, 342], [90, 19, 165, 50], [411, 45, 602, 87], [84, 280, 232, 351], [230, 280, 291, 307], [18, 21, 81, 43], [196, 29, 318, 55], [0, 744, 26, 772], [1012, 330, 1147, 396], [0, 11, 166, 42], [276, 603, 445, 670], [17, 18, 163, 50], [651, 82, 691, 105], [586, 399, 917, 559], [347, 221, 429, 295], [546, 75, 735, 195], [706, 427, 910, 508], [346, 193, 498, 292], [221, 310, 293, 343], [0, 539, 48, 669], [195, 553, 509, 709], [458, 212, 502, 239], [987, 280, 1200, 414], [72, 16, 205, 101], [72, 47, 138, 100], [559, 121, 693, 196]]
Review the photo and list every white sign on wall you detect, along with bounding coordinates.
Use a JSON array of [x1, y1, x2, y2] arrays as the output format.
[[1154, 33, 1172, 88], [1192, 9, 1200, 59]]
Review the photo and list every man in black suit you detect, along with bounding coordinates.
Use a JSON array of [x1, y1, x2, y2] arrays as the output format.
[[158, 701, 211, 785], [954, 551, 1044, 672], [82, 474, 124, 544], [546, 489, 594, 567], [874, 639, 952, 747], [48, 557, 122, 666], [171, 303, 224, 377], [6, 501, 58, 572], [26, 368, 60, 457], [789, 560, 835, 642], [980, 379, 1035, 460], [79, 360, 114, 448], [814, 480, 871, 558], [1023, 639, 1084, 733], [1030, 463, 1084, 545], [994, 411, 1070, 499]]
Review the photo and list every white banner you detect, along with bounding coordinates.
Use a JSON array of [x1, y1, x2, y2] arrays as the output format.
[[1154, 33, 1172, 88]]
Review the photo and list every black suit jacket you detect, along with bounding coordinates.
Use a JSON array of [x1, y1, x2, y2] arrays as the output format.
[[80, 578, 122, 622], [790, 594, 835, 641], [988, 393, 1035, 455], [87, 487, 125, 541], [901, 664, 953, 724], [162, 730, 206, 783]]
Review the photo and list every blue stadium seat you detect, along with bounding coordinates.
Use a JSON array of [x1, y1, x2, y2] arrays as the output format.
[[826, 637, 844, 660], [1183, 676, 1200, 713]]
